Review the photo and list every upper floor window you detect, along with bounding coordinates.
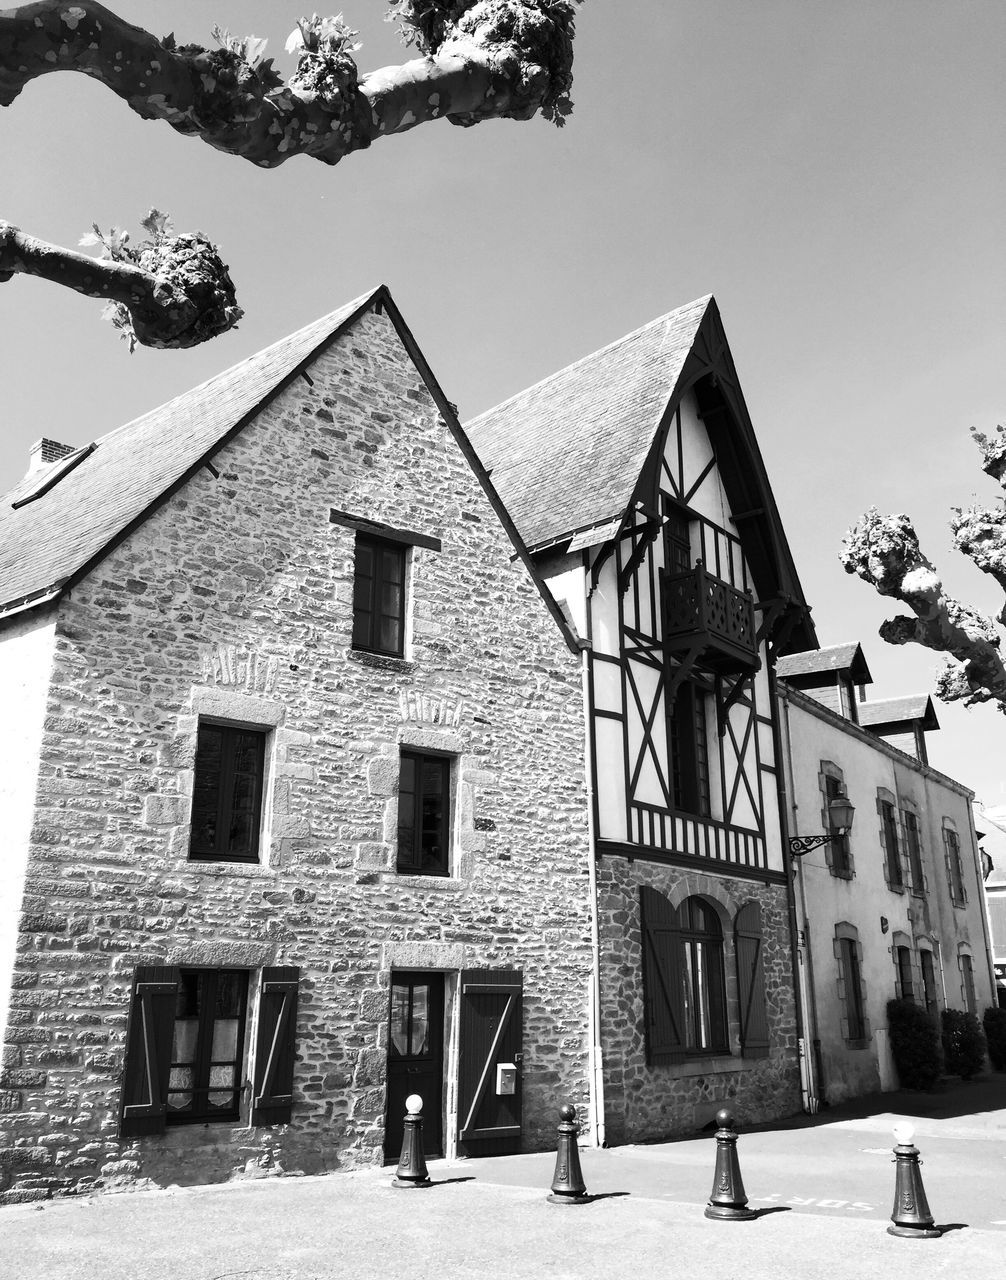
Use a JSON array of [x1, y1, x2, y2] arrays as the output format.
[[663, 503, 692, 575], [353, 534, 407, 657], [879, 796, 903, 890], [821, 765, 853, 877], [944, 825, 967, 906], [903, 809, 925, 895], [397, 751, 451, 876], [190, 722, 266, 863], [669, 681, 710, 817]]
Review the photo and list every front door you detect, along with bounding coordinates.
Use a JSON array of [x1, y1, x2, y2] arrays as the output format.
[[384, 971, 444, 1163], [457, 968, 523, 1157]]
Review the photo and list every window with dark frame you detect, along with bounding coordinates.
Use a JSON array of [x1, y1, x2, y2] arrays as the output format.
[[166, 969, 248, 1125], [679, 898, 728, 1054], [840, 936, 867, 1041], [397, 751, 451, 876], [945, 827, 967, 905], [920, 950, 938, 1014], [881, 799, 903, 888], [189, 723, 266, 862], [904, 811, 925, 894], [352, 534, 406, 657], [896, 945, 915, 1001], [826, 774, 852, 874], [961, 954, 977, 1014], [669, 682, 710, 817]]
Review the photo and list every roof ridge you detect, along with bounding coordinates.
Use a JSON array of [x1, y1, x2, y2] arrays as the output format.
[[96, 287, 383, 450], [465, 294, 713, 425]]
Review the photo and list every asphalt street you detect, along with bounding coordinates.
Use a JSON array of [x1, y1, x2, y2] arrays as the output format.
[[2, 1075, 1003, 1280]]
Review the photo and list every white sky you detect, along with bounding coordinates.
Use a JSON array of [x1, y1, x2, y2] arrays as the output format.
[[2, 1, 1005, 807]]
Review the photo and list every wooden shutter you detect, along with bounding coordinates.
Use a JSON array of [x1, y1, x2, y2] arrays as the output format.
[[735, 902, 770, 1058], [457, 968, 523, 1156], [251, 967, 300, 1126], [639, 886, 685, 1064], [119, 966, 180, 1138]]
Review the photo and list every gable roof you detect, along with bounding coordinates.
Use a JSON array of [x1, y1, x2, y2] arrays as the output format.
[[858, 694, 939, 732], [465, 295, 817, 654], [776, 642, 872, 685], [0, 287, 581, 652], [466, 296, 712, 551]]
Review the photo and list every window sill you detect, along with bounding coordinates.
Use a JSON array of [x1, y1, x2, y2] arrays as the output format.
[[886, 883, 906, 895], [829, 868, 855, 880], [653, 1053, 737, 1076], [385, 872, 466, 893], [349, 648, 416, 675], [185, 860, 276, 878], [844, 1038, 871, 1051]]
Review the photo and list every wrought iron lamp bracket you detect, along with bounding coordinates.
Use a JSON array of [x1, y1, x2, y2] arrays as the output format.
[[789, 833, 836, 857]]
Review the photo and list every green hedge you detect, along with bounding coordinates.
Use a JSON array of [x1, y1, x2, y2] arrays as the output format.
[[941, 1008, 987, 1079], [887, 998, 943, 1090], [983, 1007, 1006, 1071]]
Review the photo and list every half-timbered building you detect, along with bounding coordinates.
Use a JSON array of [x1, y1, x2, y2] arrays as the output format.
[[467, 296, 817, 1141]]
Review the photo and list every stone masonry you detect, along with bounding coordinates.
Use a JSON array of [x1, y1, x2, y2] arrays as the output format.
[[596, 858, 800, 1145], [0, 305, 593, 1202]]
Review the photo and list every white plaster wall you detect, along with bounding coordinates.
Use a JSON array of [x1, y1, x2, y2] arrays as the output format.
[[781, 686, 994, 1102], [0, 608, 56, 1043]]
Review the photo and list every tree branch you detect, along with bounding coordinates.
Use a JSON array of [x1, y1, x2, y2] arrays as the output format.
[[0, 2, 582, 169], [0, 218, 241, 350], [840, 507, 1006, 709]]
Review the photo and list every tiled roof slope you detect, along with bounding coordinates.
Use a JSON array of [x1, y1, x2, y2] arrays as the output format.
[[0, 290, 381, 617], [858, 695, 939, 730], [776, 643, 872, 683], [465, 296, 712, 550]]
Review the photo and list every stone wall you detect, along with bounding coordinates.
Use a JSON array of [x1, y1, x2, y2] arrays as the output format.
[[596, 858, 800, 1144], [0, 307, 593, 1203]]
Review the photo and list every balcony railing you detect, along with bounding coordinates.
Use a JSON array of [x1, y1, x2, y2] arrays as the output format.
[[662, 565, 758, 673]]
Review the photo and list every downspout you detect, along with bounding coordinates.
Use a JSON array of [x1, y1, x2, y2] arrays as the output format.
[[774, 675, 819, 1113], [582, 644, 606, 1148]]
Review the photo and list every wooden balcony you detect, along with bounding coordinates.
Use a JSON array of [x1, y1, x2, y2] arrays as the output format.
[[662, 565, 758, 673]]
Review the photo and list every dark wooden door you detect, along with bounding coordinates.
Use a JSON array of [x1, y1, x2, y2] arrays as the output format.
[[457, 968, 523, 1157], [384, 972, 444, 1163]]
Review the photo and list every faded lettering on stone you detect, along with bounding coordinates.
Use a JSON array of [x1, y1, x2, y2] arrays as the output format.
[[398, 691, 463, 727], [202, 645, 280, 695]]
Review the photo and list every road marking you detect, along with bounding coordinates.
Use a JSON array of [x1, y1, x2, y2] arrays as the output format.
[[751, 1194, 876, 1212], [861, 1148, 892, 1155]]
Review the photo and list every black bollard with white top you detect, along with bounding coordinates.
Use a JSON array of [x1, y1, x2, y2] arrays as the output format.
[[704, 1108, 757, 1220], [547, 1103, 590, 1205], [392, 1093, 432, 1189], [887, 1121, 941, 1238]]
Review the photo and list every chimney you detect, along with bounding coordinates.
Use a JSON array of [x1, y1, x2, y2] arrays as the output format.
[[26, 437, 76, 478]]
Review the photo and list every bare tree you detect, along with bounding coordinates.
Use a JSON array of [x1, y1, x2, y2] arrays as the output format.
[[841, 425, 1006, 711], [0, 1, 583, 349]]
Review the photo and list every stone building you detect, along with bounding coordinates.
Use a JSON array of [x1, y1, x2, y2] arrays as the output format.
[[0, 287, 594, 1203], [776, 644, 998, 1104], [467, 296, 818, 1142]]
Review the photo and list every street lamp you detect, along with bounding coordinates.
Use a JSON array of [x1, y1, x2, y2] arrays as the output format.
[[789, 794, 855, 858]]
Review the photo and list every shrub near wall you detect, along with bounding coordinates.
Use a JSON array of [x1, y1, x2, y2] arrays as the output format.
[[886, 999, 943, 1091], [982, 1008, 1006, 1071], [941, 1009, 987, 1079]]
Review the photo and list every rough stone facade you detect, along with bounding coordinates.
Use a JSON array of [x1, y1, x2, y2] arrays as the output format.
[[596, 859, 800, 1144], [0, 306, 593, 1203]]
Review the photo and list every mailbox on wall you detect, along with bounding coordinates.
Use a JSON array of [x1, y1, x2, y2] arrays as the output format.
[[495, 1062, 517, 1096]]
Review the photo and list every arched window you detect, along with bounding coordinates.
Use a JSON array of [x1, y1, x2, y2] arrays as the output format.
[[640, 889, 729, 1063]]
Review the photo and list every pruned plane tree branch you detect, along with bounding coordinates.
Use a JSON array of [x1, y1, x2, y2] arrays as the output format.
[[841, 424, 1006, 711], [0, 1, 582, 348]]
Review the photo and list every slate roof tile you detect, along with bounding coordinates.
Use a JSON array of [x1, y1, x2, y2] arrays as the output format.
[[0, 289, 380, 617]]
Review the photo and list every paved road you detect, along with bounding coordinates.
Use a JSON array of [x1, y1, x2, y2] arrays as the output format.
[[2, 1076, 1004, 1280]]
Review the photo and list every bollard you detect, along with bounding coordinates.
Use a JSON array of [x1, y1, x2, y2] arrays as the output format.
[[547, 1103, 590, 1205], [392, 1093, 432, 1189], [887, 1121, 941, 1238], [704, 1108, 757, 1220]]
